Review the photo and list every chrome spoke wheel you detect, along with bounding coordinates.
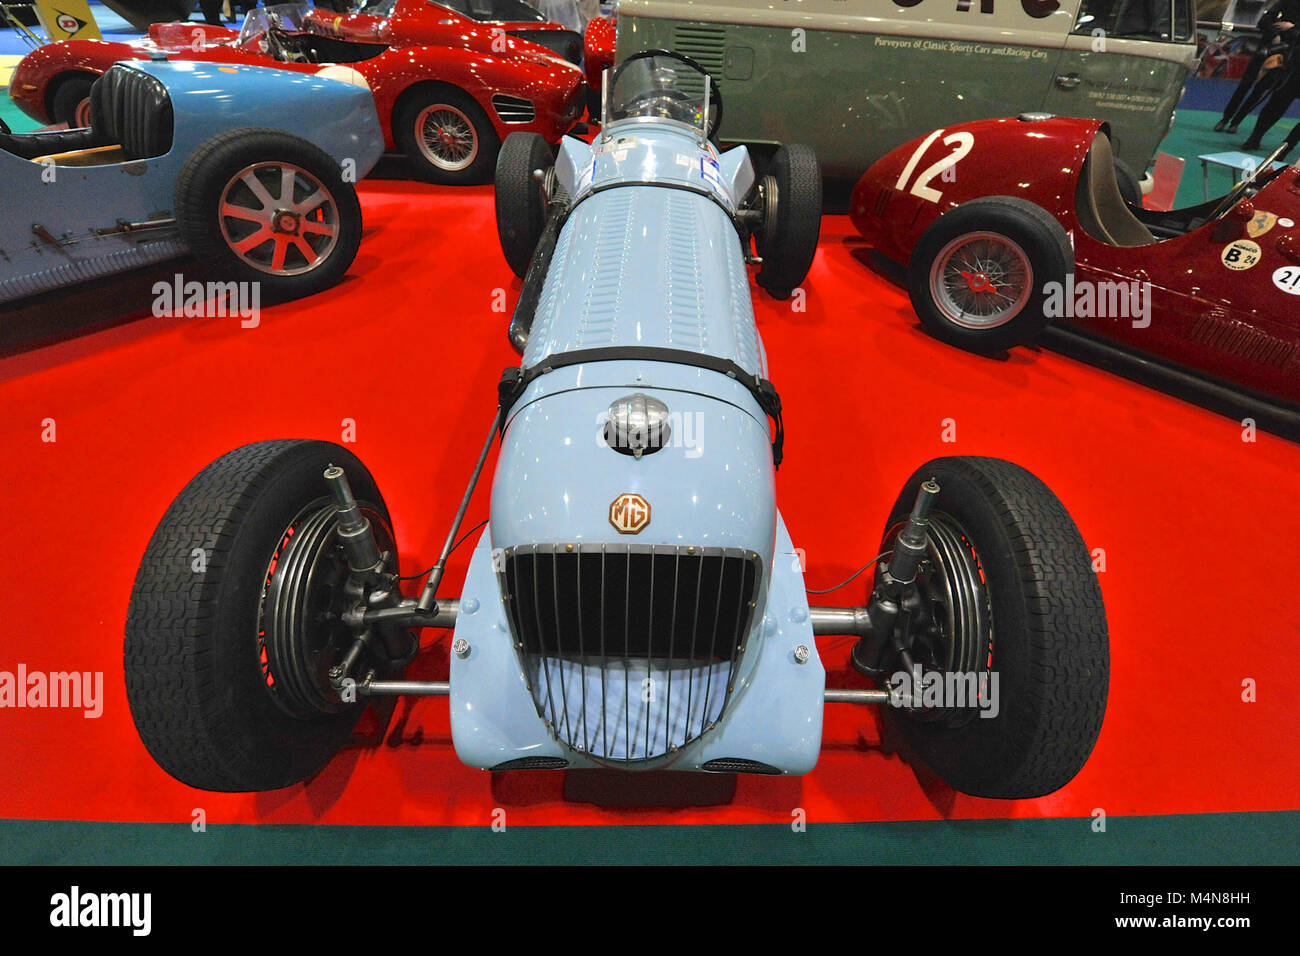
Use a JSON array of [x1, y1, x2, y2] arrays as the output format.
[[416, 104, 479, 171], [217, 162, 341, 277], [929, 232, 1033, 330]]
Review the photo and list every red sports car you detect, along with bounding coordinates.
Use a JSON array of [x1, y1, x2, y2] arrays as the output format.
[[850, 115, 1300, 439], [8, 0, 585, 184]]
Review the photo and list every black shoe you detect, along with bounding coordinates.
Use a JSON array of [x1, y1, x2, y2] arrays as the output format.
[[1228, 123, 1240, 134], [1242, 138, 1262, 151], [1214, 119, 1228, 132]]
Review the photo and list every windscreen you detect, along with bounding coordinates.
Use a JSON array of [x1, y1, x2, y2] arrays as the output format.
[[434, 0, 549, 22], [607, 51, 721, 137], [238, 2, 313, 45]]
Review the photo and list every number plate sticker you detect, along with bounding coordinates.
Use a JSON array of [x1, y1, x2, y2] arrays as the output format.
[[700, 155, 723, 190], [577, 158, 595, 194], [1272, 266, 1300, 294], [1221, 239, 1262, 270]]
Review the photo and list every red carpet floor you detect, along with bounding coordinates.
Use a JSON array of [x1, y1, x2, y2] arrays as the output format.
[[1, 179, 1297, 827]]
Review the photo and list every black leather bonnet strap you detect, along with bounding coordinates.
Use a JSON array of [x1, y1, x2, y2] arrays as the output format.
[[498, 346, 785, 467]]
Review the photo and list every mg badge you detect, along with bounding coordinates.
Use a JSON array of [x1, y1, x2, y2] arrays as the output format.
[[609, 493, 651, 534]]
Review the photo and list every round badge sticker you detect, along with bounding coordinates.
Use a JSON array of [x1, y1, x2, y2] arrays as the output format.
[[1272, 266, 1300, 295], [1246, 211, 1278, 238], [1221, 239, 1262, 270]]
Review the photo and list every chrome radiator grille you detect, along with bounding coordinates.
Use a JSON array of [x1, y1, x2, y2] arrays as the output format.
[[499, 543, 762, 762]]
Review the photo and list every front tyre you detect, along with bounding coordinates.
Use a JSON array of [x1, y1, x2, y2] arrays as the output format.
[[495, 132, 554, 279], [175, 129, 363, 303], [907, 196, 1071, 354], [125, 440, 397, 792], [395, 85, 499, 185], [756, 143, 822, 300], [878, 456, 1108, 799]]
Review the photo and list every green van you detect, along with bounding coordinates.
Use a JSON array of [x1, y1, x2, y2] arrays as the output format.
[[613, 0, 1199, 179]]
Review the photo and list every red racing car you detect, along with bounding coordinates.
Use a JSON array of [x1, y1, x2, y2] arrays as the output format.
[[850, 115, 1300, 439], [8, 0, 585, 184]]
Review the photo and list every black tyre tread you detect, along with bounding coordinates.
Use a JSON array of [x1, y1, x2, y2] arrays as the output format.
[[394, 85, 500, 185], [495, 132, 552, 278], [757, 143, 822, 299], [125, 440, 387, 792], [907, 195, 1072, 354], [174, 128, 362, 302], [883, 456, 1108, 799]]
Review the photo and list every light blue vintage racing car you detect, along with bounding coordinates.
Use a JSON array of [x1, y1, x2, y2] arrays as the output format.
[[124, 53, 1108, 800], [0, 58, 383, 307]]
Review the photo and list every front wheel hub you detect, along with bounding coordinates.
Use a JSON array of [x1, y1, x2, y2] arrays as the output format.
[[878, 511, 993, 727], [930, 231, 1032, 329], [273, 209, 300, 235], [257, 498, 398, 718]]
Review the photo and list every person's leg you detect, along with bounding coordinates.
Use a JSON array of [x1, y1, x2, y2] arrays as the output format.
[[1219, 52, 1266, 129], [1242, 71, 1300, 148], [198, 0, 223, 25], [1229, 69, 1283, 130]]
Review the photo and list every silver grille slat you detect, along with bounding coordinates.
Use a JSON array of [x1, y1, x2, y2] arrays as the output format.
[[492, 94, 536, 124]]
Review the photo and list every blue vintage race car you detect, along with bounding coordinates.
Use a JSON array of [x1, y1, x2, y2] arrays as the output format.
[[124, 53, 1108, 800], [0, 58, 383, 307]]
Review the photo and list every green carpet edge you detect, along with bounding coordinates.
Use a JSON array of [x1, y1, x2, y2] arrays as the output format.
[[2, 810, 1296, 865]]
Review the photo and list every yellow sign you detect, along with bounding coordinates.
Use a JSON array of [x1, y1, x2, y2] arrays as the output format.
[[0, 55, 21, 89], [32, 0, 102, 42]]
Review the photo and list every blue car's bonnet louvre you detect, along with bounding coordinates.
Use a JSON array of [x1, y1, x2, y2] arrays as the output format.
[[0, 239, 188, 305], [500, 543, 762, 763], [522, 187, 763, 375]]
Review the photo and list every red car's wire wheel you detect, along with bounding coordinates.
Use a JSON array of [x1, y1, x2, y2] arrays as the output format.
[[216, 162, 341, 277], [415, 103, 479, 172], [929, 232, 1033, 330]]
